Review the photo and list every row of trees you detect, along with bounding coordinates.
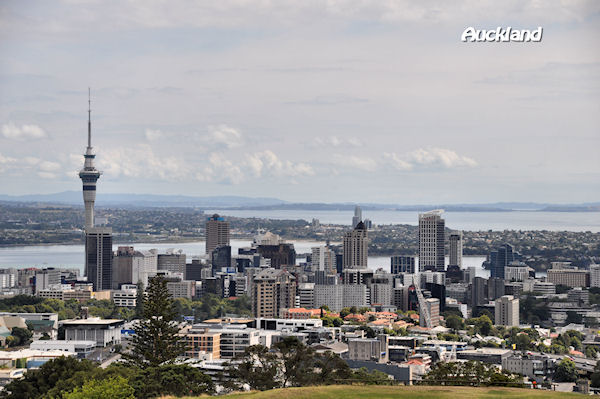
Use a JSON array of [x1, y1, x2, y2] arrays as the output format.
[[423, 361, 523, 387], [0, 357, 213, 399], [0, 295, 134, 320], [226, 337, 391, 391]]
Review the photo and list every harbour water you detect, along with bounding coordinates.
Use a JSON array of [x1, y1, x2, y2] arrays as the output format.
[[204, 209, 600, 232]]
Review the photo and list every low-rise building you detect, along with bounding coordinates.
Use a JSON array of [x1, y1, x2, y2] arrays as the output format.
[[61, 317, 124, 347], [347, 334, 388, 363], [29, 340, 96, 359]]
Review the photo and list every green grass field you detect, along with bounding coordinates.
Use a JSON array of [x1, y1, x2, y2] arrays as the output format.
[[179, 385, 580, 399]]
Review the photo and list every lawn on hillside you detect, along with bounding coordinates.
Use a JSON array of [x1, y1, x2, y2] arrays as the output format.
[[179, 385, 580, 399]]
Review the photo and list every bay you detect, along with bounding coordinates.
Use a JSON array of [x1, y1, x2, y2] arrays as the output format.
[[204, 209, 600, 232]]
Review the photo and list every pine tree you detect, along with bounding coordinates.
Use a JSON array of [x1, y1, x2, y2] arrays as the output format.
[[123, 276, 187, 368]]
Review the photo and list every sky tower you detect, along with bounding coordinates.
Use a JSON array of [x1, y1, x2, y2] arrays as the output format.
[[79, 88, 101, 230]]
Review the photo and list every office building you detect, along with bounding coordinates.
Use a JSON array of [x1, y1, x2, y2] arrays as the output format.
[[391, 255, 416, 274], [343, 222, 368, 270], [490, 244, 514, 280], [448, 231, 463, 268], [62, 317, 124, 347], [252, 269, 296, 318], [211, 246, 232, 273], [348, 335, 388, 363], [504, 262, 530, 282], [547, 268, 589, 288], [352, 205, 362, 228], [495, 295, 519, 327], [34, 269, 61, 294], [85, 227, 113, 291], [311, 246, 336, 274], [418, 210, 445, 272], [421, 298, 440, 327], [158, 250, 186, 274], [112, 247, 157, 289], [205, 214, 230, 255], [590, 265, 600, 288], [471, 277, 487, 307], [257, 243, 296, 269]]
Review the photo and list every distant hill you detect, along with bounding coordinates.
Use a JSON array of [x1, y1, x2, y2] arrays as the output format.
[[0, 191, 287, 208], [0, 191, 598, 212]]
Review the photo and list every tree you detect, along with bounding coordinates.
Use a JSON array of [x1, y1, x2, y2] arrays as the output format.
[[566, 311, 583, 325], [228, 345, 281, 391], [134, 280, 144, 319], [274, 337, 318, 387], [424, 360, 522, 387], [554, 358, 578, 382], [0, 357, 97, 399], [9, 327, 33, 347], [122, 276, 187, 368], [514, 333, 532, 351], [445, 314, 465, 331], [63, 376, 134, 399], [129, 364, 213, 398], [475, 315, 493, 336]]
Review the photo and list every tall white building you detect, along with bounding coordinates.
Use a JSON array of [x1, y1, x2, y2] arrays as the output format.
[[418, 210, 445, 272], [448, 231, 463, 268], [495, 295, 519, 327], [343, 222, 368, 270]]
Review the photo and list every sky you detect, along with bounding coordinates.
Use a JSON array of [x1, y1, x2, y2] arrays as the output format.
[[0, 1, 599, 204]]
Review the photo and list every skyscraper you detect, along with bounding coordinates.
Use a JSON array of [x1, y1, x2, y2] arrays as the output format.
[[495, 295, 519, 327], [343, 221, 368, 269], [490, 244, 514, 279], [352, 205, 362, 228], [85, 227, 113, 290], [448, 231, 463, 268], [79, 91, 112, 291], [205, 214, 230, 255], [391, 255, 416, 274], [418, 210, 445, 272]]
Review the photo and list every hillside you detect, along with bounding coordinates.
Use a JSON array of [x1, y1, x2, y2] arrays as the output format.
[[179, 385, 580, 399]]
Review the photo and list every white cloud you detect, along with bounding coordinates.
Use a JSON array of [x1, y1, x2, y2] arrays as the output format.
[[144, 128, 164, 141], [98, 144, 189, 180], [332, 154, 378, 172], [246, 150, 315, 178], [202, 152, 244, 184], [407, 148, 477, 169], [1, 123, 47, 140], [207, 124, 243, 149], [383, 153, 413, 171], [313, 136, 362, 148]]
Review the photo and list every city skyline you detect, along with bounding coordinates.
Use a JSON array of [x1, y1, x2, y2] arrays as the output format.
[[0, 1, 599, 204]]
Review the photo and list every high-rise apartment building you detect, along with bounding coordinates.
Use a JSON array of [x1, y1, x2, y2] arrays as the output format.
[[418, 210, 445, 272], [448, 231, 463, 268], [205, 214, 230, 255], [252, 268, 296, 318], [343, 222, 368, 270], [495, 295, 519, 327], [391, 255, 416, 274]]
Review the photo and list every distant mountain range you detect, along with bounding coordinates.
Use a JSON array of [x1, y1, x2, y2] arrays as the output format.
[[0, 191, 598, 212]]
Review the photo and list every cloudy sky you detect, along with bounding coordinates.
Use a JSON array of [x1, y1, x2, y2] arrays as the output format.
[[0, 1, 599, 204]]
